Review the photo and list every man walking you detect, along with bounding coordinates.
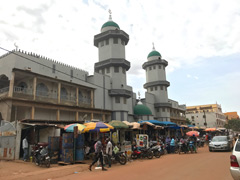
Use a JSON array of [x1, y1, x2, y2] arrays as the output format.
[[106, 138, 112, 168], [22, 136, 28, 161], [89, 138, 107, 171]]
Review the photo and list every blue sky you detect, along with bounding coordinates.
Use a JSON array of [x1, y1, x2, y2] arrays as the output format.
[[0, 0, 240, 115]]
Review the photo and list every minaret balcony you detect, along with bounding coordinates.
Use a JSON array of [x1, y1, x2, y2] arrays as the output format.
[[95, 58, 130, 71], [94, 29, 129, 47], [144, 81, 170, 89], [142, 59, 168, 69]]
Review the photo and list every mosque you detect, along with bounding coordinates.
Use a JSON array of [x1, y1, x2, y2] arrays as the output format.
[[0, 12, 186, 159]]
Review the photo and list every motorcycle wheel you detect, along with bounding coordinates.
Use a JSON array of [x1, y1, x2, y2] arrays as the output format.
[[154, 151, 161, 158], [190, 148, 193, 153], [131, 154, 138, 159], [34, 158, 39, 166], [46, 160, 50, 168], [147, 151, 153, 159], [164, 149, 168, 155], [178, 148, 181, 155], [119, 154, 127, 165]]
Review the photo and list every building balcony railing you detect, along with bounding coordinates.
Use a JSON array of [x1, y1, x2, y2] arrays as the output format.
[[170, 115, 186, 121], [0, 86, 91, 107]]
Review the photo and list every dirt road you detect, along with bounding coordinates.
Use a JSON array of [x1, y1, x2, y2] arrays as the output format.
[[0, 146, 233, 180]]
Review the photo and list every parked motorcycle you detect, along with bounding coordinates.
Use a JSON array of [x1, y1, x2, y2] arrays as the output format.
[[104, 151, 127, 165], [131, 146, 153, 159], [33, 146, 51, 168], [150, 145, 161, 158]]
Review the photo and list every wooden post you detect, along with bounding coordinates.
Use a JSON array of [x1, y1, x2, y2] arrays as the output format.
[[73, 126, 78, 164]]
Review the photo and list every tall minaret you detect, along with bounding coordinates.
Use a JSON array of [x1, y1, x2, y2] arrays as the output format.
[[142, 43, 170, 121], [94, 11, 132, 121]]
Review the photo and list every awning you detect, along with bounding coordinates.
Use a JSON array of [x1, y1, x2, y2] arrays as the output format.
[[139, 120, 177, 126], [20, 122, 64, 129]]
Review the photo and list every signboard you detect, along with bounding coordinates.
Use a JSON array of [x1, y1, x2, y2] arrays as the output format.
[[136, 134, 148, 148]]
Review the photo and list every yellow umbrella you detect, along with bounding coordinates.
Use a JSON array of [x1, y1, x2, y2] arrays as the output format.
[[81, 122, 114, 133]]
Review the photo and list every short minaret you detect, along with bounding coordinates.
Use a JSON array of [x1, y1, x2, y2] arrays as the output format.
[[93, 11, 132, 121], [142, 44, 171, 121]]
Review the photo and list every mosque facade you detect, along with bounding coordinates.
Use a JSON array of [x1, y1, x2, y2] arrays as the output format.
[[0, 13, 185, 159]]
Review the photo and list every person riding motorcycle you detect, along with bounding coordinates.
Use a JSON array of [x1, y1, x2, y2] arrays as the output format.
[[189, 134, 197, 151]]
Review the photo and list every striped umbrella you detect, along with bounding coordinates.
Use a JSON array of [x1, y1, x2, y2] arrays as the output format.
[[81, 122, 114, 133], [64, 123, 86, 133]]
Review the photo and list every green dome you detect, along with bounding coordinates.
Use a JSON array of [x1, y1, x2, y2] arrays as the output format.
[[101, 21, 120, 29], [147, 50, 161, 58], [134, 104, 152, 116]]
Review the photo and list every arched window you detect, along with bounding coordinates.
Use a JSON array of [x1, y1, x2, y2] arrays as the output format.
[[36, 83, 48, 97], [61, 87, 68, 100]]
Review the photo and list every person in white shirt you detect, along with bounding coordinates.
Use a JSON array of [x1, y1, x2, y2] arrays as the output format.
[[106, 138, 113, 168], [22, 136, 28, 161]]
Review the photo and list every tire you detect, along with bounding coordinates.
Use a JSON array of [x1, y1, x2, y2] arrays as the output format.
[[119, 154, 127, 165], [190, 148, 193, 153], [147, 151, 153, 159], [209, 148, 212, 152], [154, 151, 161, 158], [179, 148, 181, 154], [164, 149, 168, 155], [131, 154, 137, 159], [46, 160, 50, 168]]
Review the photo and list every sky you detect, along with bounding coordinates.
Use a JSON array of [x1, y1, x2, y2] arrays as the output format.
[[0, 0, 240, 115]]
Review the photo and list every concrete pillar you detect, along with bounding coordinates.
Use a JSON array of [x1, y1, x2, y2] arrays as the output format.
[[56, 109, 60, 121], [75, 111, 79, 121], [102, 114, 105, 122], [33, 77, 37, 100], [58, 83, 61, 104], [15, 121, 22, 160], [8, 72, 15, 97], [91, 90, 94, 108], [76, 87, 79, 106], [31, 106, 35, 119], [91, 113, 93, 120]]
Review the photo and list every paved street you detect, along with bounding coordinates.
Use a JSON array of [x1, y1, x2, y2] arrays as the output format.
[[0, 146, 232, 180]]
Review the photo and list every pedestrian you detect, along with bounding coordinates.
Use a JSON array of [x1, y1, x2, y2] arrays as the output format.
[[165, 136, 171, 153], [170, 137, 175, 153], [89, 138, 107, 171], [106, 138, 113, 168], [22, 136, 28, 161]]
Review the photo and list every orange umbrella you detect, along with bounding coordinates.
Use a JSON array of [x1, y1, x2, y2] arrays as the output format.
[[186, 130, 200, 137], [205, 128, 217, 132]]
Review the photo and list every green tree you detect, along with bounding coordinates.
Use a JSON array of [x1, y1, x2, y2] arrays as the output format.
[[225, 119, 240, 131]]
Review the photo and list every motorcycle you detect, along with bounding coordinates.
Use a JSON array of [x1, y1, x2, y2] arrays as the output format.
[[178, 142, 188, 154], [188, 141, 197, 153], [33, 146, 51, 168], [104, 151, 127, 165], [131, 146, 154, 159], [150, 145, 161, 158]]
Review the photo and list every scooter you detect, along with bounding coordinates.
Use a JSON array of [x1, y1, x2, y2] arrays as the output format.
[[188, 141, 197, 153]]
